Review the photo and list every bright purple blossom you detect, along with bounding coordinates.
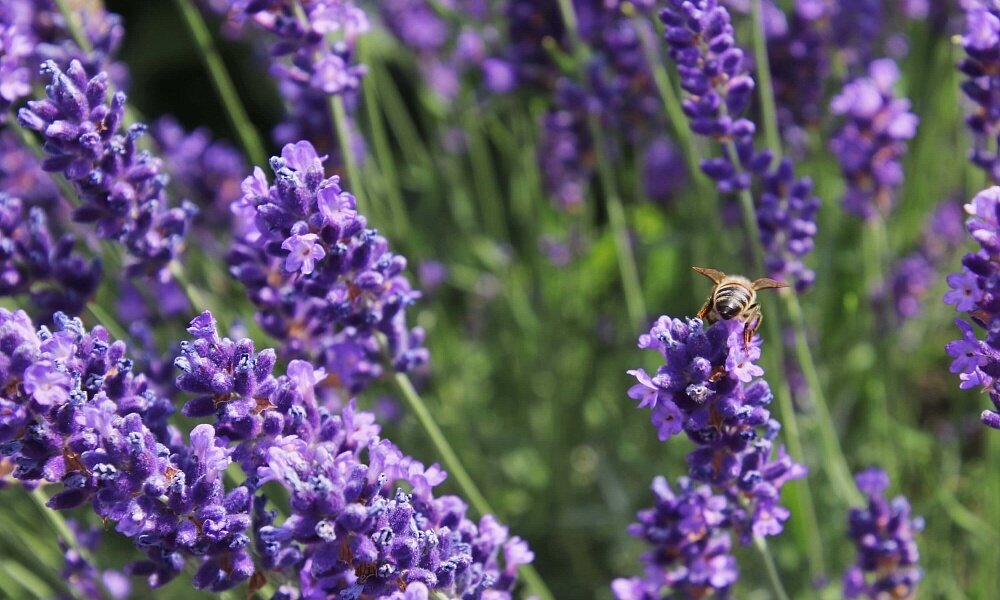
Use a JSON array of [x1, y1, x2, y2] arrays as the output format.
[[959, 3, 1000, 182], [944, 186, 1000, 428], [843, 468, 923, 599], [830, 58, 918, 220], [17, 60, 195, 279], [229, 141, 427, 398], [617, 314, 806, 594], [659, 0, 819, 290]]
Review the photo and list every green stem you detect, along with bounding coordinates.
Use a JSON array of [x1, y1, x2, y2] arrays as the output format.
[[53, 0, 94, 53], [28, 489, 97, 600], [590, 118, 647, 329], [389, 371, 554, 600], [750, 0, 782, 162], [329, 94, 367, 209], [755, 537, 791, 600], [173, 0, 268, 167]]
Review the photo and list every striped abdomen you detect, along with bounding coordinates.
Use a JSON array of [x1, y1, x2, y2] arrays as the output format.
[[714, 284, 754, 320]]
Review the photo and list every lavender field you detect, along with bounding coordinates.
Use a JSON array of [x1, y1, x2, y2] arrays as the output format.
[[0, 0, 996, 598]]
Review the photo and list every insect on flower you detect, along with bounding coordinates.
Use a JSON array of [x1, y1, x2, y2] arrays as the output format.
[[693, 267, 788, 347]]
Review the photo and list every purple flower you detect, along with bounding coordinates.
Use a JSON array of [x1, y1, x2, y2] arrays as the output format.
[[830, 58, 918, 220], [616, 310, 806, 593], [660, 0, 819, 291], [17, 60, 194, 279], [959, 4, 1000, 183], [944, 186, 1000, 428], [22, 360, 70, 407], [843, 468, 923, 599], [229, 141, 427, 398], [0, 194, 102, 324], [281, 233, 326, 275]]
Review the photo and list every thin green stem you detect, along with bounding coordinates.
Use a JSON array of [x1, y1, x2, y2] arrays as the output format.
[[590, 118, 647, 329], [389, 370, 553, 600], [750, 0, 781, 162], [53, 0, 94, 53], [329, 94, 368, 209], [28, 489, 97, 600], [755, 537, 791, 600], [173, 0, 268, 167]]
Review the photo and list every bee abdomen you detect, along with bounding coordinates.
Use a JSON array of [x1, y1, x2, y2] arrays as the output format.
[[714, 285, 751, 319]]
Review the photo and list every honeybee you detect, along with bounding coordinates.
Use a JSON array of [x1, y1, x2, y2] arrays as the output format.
[[693, 267, 787, 347]]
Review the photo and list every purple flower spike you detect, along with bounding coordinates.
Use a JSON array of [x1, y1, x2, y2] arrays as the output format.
[[944, 186, 1000, 429], [843, 468, 923, 599], [229, 141, 427, 399], [615, 314, 806, 595], [659, 0, 819, 291], [17, 60, 194, 279], [959, 4, 1000, 183], [830, 58, 918, 220]]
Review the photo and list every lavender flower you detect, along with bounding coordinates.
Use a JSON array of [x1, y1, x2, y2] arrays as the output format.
[[766, 0, 830, 144], [0, 129, 61, 206], [150, 116, 247, 230], [612, 476, 737, 599], [843, 468, 923, 599], [660, 0, 819, 290], [229, 141, 427, 398], [829, 58, 918, 220], [615, 316, 805, 596], [0, 193, 101, 323], [539, 80, 593, 212], [175, 310, 532, 598], [17, 60, 195, 278], [504, 0, 565, 90], [642, 137, 686, 204], [958, 4, 1000, 183], [877, 202, 964, 322], [58, 521, 131, 600], [944, 186, 1000, 429], [0, 309, 256, 591]]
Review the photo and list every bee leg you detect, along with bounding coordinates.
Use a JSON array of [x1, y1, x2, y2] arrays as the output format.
[[743, 304, 762, 348], [697, 298, 713, 322]]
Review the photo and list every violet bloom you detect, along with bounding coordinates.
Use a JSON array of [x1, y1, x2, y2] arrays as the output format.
[[877, 202, 964, 323], [642, 137, 686, 204], [539, 80, 593, 212], [611, 476, 737, 599], [150, 116, 247, 229], [766, 0, 830, 144], [175, 311, 533, 598], [659, 0, 819, 291], [830, 58, 918, 220], [504, 0, 564, 89], [18, 60, 195, 279], [0, 309, 256, 591], [0, 0, 127, 118], [0, 194, 101, 324], [843, 468, 923, 599], [228, 141, 427, 398], [944, 186, 1000, 429], [959, 5, 1000, 183], [626, 316, 806, 541]]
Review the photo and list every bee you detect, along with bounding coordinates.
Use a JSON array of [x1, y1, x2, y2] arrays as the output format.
[[693, 267, 787, 347]]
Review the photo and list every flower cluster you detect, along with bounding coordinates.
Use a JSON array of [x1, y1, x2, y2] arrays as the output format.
[[503, 0, 565, 90], [944, 186, 1000, 429], [150, 116, 246, 232], [659, 0, 819, 290], [0, 308, 253, 591], [18, 60, 195, 278], [0, 307, 533, 596], [766, 0, 830, 146], [176, 310, 533, 598], [539, 80, 593, 212], [958, 4, 1000, 184], [0, 0, 127, 119], [229, 141, 427, 398], [830, 58, 918, 220], [611, 476, 737, 599], [614, 316, 806, 596], [877, 201, 964, 323], [58, 521, 131, 600], [223, 0, 368, 154], [0, 193, 101, 324], [842, 468, 923, 599]]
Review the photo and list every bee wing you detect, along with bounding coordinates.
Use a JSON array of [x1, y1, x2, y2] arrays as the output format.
[[692, 266, 726, 283], [751, 277, 789, 291]]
